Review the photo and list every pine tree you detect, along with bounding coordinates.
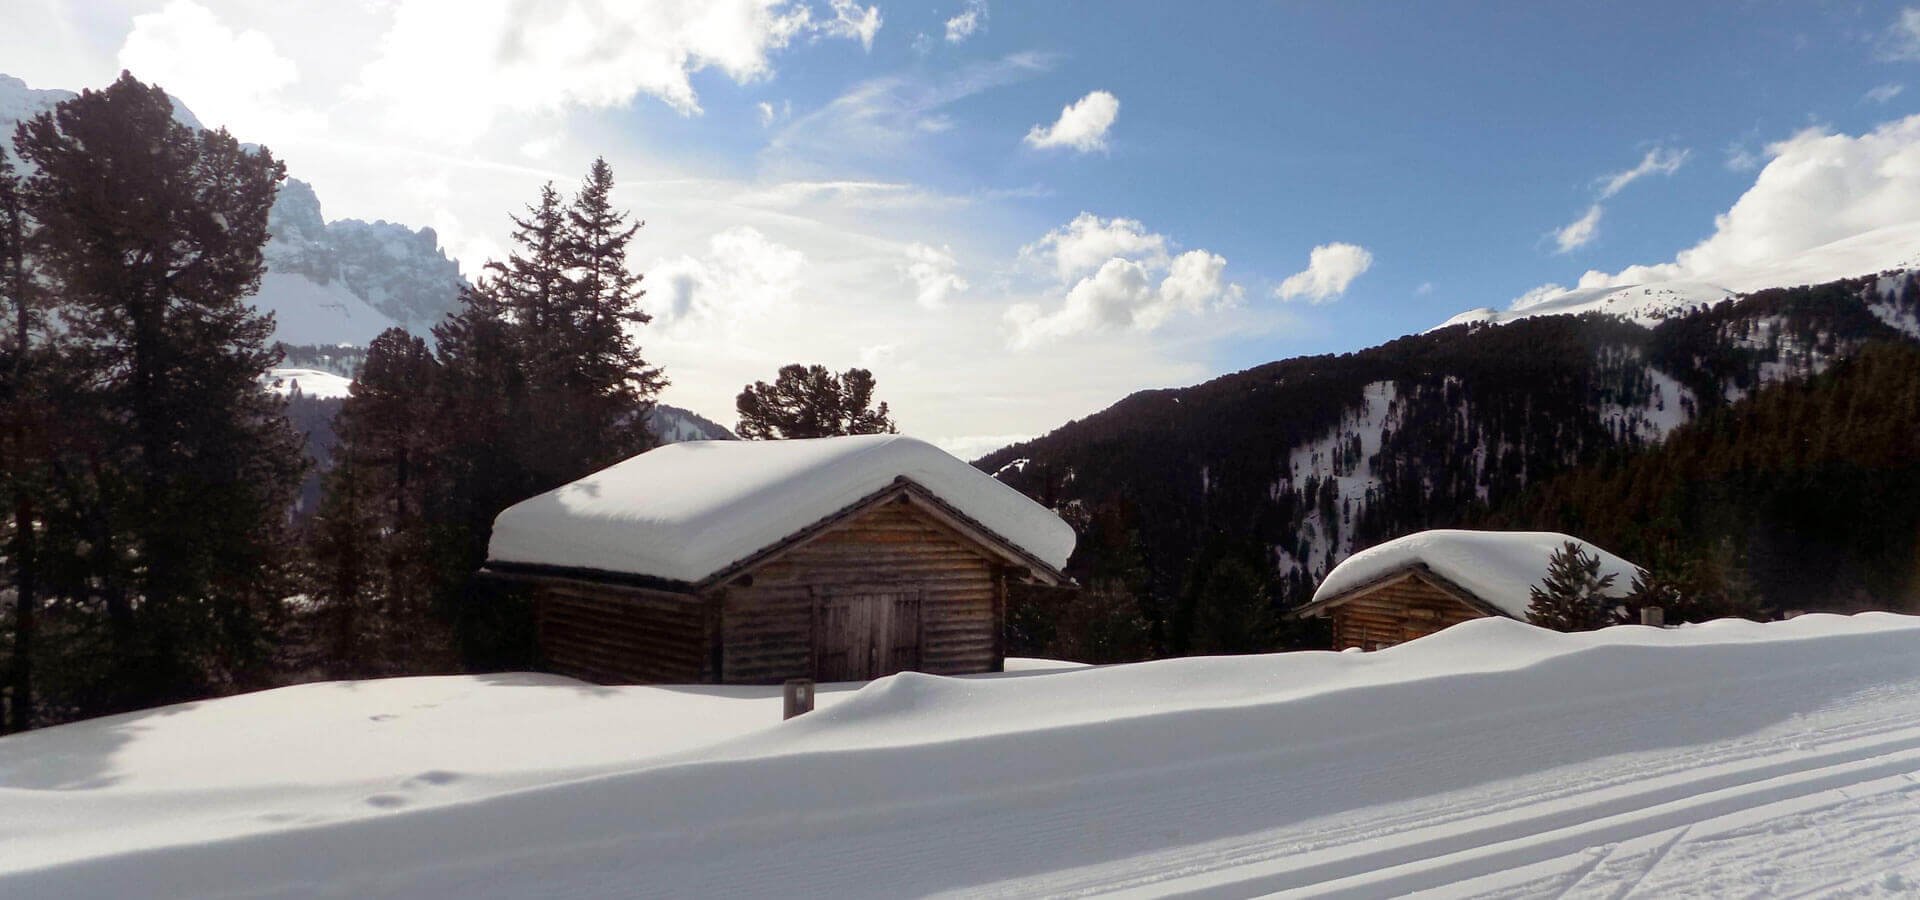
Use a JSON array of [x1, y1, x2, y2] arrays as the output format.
[[558, 158, 666, 466], [0, 145, 39, 731], [1186, 557, 1278, 654], [310, 328, 450, 675], [1526, 541, 1619, 632], [14, 72, 305, 711], [418, 162, 667, 667], [736, 364, 899, 439]]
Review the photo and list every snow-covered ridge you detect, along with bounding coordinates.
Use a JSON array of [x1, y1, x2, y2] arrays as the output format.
[[5, 613, 1920, 896], [1437, 221, 1920, 331], [1438, 281, 1732, 330]]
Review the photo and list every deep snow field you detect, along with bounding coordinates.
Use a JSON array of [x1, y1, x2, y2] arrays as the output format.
[[5, 616, 1920, 898]]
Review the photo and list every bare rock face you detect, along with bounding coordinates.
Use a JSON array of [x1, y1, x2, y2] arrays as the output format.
[[264, 177, 466, 340]]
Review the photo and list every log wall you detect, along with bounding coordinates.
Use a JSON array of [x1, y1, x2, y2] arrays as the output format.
[[719, 497, 1002, 683], [1328, 575, 1492, 651], [534, 582, 714, 683]]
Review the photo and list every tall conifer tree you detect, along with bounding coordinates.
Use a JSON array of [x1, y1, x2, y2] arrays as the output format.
[[14, 73, 304, 710]]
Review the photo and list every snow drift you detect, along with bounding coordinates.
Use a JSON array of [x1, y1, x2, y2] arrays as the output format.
[[5, 614, 1920, 897]]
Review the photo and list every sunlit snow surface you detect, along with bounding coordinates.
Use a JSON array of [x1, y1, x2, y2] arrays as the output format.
[[263, 366, 355, 400], [6, 616, 1920, 898]]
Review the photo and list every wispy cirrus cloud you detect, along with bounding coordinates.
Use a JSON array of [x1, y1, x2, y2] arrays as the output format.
[[1877, 7, 1920, 61], [946, 0, 988, 43], [1552, 145, 1689, 253], [767, 52, 1052, 170]]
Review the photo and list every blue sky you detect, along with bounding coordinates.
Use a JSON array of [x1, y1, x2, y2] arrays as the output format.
[[8, 0, 1920, 451]]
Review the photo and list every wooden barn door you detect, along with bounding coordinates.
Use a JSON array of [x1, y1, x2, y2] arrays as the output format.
[[814, 588, 923, 681]]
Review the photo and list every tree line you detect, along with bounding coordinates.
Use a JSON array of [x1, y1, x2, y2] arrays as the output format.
[[0, 73, 902, 732]]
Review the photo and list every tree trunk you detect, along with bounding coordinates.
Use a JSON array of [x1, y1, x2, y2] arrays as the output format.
[[9, 494, 34, 732]]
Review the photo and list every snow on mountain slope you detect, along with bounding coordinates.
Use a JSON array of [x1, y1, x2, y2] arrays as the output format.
[[264, 179, 465, 341], [6, 614, 1920, 898], [249, 271, 399, 346], [1276, 380, 1400, 578], [264, 367, 355, 400], [1, 73, 461, 347], [1439, 221, 1920, 331], [1438, 281, 1733, 330], [648, 404, 737, 443], [0, 73, 68, 125]]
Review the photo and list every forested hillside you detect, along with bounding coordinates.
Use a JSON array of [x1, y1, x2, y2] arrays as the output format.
[[1489, 340, 1920, 614], [988, 271, 1920, 658]]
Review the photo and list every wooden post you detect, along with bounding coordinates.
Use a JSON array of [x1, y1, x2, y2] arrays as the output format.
[[1640, 605, 1665, 627], [783, 678, 815, 720]]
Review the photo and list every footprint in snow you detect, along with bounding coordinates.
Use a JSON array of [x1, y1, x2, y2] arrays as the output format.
[[364, 794, 408, 809], [404, 770, 461, 787]]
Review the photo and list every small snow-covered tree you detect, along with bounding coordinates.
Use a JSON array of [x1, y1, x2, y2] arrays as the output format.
[[1525, 541, 1618, 632]]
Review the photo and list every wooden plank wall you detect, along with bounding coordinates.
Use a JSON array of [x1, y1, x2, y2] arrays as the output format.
[[1329, 576, 1491, 651], [535, 583, 712, 683], [721, 498, 1000, 683]]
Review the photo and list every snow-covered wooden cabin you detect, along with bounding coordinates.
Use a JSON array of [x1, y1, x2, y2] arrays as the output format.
[[481, 435, 1075, 684], [1293, 530, 1639, 650]]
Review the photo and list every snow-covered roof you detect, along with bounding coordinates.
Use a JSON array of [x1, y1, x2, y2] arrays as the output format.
[[1309, 529, 1641, 619], [486, 434, 1076, 584]]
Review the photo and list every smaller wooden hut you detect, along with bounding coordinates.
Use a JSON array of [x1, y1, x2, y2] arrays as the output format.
[[1293, 530, 1640, 651], [481, 435, 1074, 684]]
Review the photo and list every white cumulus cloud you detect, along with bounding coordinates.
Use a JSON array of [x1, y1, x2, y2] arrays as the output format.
[[1275, 242, 1373, 303], [354, 0, 873, 143], [1020, 212, 1168, 282], [1007, 217, 1240, 346], [648, 226, 807, 333], [1517, 113, 1920, 302], [903, 243, 968, 309], [117, 0, 314, 138], [1024, 89, 1118, 153]]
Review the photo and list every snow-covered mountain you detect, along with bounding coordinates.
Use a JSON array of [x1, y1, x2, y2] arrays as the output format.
[[0, 74, 463, 346], [991, 267, 1920, 610], [261, 178, 464, 344], [648, 404, 737, 443], [1438, 221, 1920, 330]]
